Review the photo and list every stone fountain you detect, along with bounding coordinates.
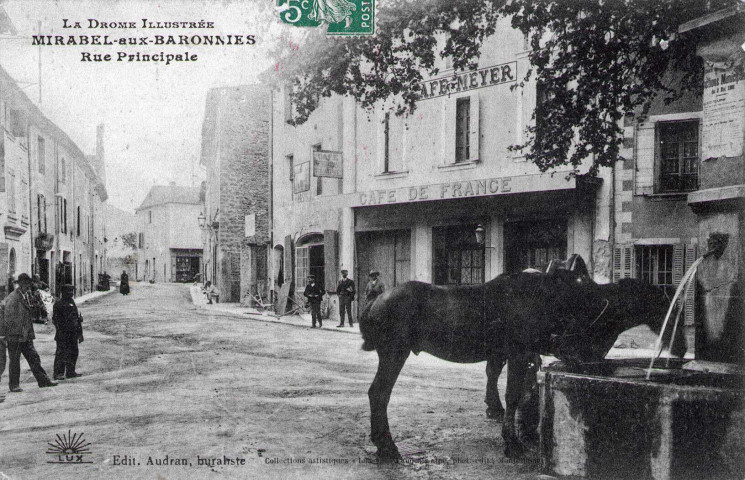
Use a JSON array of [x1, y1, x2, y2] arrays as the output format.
[[538, 7, 745, 480]]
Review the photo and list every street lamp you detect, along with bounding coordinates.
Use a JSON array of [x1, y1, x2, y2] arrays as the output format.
[[198, 211, 206, 229]]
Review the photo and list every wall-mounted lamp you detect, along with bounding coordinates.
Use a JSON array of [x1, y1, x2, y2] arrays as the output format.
[[474, 224, 486, 246]]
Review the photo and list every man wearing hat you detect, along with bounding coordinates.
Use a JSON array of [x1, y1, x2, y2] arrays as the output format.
[[53, 285, 83, 380], [336, 269, 355, 327], [1, 273, 57, 392], [364, 270, 385, 305], [303, 274, 326, 328]]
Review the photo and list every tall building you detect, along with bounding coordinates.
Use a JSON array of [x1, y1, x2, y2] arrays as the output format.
[[135, 183, 202, 283], [199, 85, 271, 303], [0, 65, 107, 298]]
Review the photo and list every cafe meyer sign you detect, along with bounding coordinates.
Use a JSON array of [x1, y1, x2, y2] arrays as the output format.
[[415, 62, 517, 100], [356, 174, 575, 207], [313, 150, 343, 178]]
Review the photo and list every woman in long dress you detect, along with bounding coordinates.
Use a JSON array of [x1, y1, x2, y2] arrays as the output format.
[[309, 0, 356, 27], [119, 271, 130, 295]]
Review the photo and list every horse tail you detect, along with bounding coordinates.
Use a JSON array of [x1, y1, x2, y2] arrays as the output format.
[[359, 295, 383, 351]]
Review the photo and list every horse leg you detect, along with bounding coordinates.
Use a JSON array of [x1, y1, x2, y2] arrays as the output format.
[[517, 353, 541, 445], [485, 353, 507, 420], [369, 348, 409, 460], [502, 353, 530, 458]]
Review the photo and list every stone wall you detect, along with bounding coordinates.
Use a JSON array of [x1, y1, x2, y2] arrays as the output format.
[[211, 85, 272, 302]]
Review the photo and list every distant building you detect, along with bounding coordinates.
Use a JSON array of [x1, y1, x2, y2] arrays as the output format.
[[0, 65, 107, 298], [135, 183, 202, 283], [199, 85, 271, 303]]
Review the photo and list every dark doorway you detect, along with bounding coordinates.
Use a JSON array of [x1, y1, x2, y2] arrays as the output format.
[[433, 224, 484, 286], [38, 256, 49, 285], [504, 219, 567, 273]]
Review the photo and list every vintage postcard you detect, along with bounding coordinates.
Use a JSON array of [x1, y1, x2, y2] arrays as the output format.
[[0, 1, 743, 479]]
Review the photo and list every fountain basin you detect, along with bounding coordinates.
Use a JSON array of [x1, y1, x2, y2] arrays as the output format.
[[538, 359, 745, 480]]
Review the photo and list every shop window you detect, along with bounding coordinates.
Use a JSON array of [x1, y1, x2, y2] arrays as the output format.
[[37, 136, 45, 174], [434, 225, 484, 285], [657, 120, 699, 193], [455, 98, 470, 163], [504, 220, 567, 273], [635, 245, 674, 286]]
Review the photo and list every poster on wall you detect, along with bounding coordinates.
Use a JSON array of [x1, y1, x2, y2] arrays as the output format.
[[702, 63, 745, 160]]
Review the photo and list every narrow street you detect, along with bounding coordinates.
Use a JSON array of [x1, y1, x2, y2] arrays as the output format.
[[0, 283, 540, 480]]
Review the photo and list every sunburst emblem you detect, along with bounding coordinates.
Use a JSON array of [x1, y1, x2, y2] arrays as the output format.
[[46, 430, 93, 463]]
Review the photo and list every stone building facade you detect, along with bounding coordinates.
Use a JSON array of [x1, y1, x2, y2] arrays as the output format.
[[0, 65, 107, 298], [135, 183, 202, 283], [200, 85, 271, 303], [270, 21, 611, 321]]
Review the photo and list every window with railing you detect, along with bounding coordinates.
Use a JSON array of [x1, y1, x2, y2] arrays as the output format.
[[635, 245, 674, 287]]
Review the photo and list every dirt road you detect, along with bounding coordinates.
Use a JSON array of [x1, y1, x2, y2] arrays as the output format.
[[0, 283, 541, 479]]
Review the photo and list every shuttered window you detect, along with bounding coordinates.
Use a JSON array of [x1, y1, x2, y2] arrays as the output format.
[[657, 120, 699, 193], [455, 98, 470, 163]]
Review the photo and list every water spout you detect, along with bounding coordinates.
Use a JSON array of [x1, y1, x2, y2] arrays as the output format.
[[646, 256, 705, 380]]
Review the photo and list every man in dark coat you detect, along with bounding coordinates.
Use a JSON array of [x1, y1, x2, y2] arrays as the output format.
[[53, 285, 83, 380], [364, 270, 385, 305], [336, 269, 355, 328], [1, 273, 57, 392], [303, 275, 325, 328], [120, 271, 130, 295]]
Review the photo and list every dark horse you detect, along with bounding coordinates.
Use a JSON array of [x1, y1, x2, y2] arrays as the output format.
[[359, 262, 685, 459]]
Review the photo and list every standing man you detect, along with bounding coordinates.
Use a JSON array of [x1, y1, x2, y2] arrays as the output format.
[[336, 269, 355, 328], [303, 274, 325, 328], [53, 285, 83, 380], [2, 274, 57, 392], [364, 270, 385, 305]]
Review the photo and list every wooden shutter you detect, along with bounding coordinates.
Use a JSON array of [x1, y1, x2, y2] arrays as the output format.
[[612, 244, 634, 282], [324, 230, 338, 293], [0, 243, 7, 293], [672, 244, 685, 287], [683, 244, 698, 327], [284, 234, 294, 286], [441, 98, 456, 164], [469, 94, 480, 162]]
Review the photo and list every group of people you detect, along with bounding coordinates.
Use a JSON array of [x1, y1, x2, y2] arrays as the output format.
[[0, 274, 83, 395], [302, 268, 385, 329]]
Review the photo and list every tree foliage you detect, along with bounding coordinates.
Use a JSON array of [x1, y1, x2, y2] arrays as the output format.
[[121, 232, 138, 250], [274, 0, 734, 175]]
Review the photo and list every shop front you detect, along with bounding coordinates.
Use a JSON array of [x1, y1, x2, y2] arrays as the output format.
[[352, 174, 598, 296]]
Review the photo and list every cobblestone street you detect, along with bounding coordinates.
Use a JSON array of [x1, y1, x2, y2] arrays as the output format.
[[0, 283, 542, 480]]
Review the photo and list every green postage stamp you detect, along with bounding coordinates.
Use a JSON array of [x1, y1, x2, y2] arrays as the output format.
[[278, 0, 375, 36]]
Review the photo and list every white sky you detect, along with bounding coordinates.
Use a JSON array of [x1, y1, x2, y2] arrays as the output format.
[[0, 0, 284, 213]]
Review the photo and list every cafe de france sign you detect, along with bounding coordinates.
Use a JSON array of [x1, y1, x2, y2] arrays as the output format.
[[354, 174, 576, 207]]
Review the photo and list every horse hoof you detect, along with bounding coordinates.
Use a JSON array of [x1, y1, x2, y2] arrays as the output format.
[[486, 408, 505, 421], [504, 441, 525, 458], [376, 446, 402, 462]]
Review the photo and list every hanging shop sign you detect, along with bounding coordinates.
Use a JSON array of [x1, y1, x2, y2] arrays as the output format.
[[414, 62, 517, 101], [312, 150, 343, 178], [293, 162, 310, 193]]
